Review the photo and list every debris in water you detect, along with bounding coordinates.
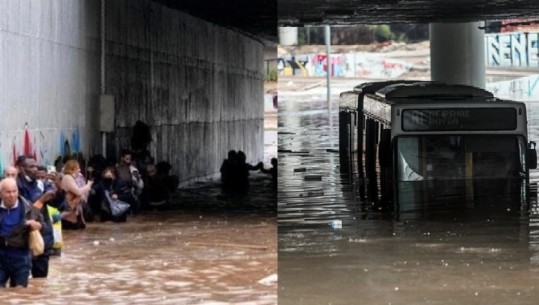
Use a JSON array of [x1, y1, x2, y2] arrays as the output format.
[[307, 191, 324, 196], [258, 273, 277, 285], [304, 175, 322, 181], [330, 220, 342, 229]]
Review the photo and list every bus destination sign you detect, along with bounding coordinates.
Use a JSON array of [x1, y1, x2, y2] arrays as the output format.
[[402, 108, 517, 131]]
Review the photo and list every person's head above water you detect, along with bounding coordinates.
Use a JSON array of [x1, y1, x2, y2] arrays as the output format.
[[237, 151, 246, 163], [227, 150, 237, 161]]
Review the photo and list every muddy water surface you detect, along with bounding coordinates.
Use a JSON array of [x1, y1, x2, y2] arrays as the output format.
[[4, 161, 276, 303], [5, 206, 276, 305]]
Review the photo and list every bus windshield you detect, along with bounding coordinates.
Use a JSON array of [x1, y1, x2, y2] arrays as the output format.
[[395, 135, 527, 210]]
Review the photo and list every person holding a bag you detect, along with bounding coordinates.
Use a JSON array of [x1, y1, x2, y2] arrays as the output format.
[[46, 173, 66, 256], [92, 167, 130, 222], [60, 160, 93, 230], [14, 156, 58, 277], [31, 189, 58, 278], [0, 178, 43, 288]]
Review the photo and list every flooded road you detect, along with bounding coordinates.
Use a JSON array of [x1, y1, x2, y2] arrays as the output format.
[[4, 177, 276, 305], [278, 77, 539, 305], [4, 176, 276, 304]]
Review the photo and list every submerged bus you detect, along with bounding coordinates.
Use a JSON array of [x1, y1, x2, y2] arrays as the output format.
[[339, 81, 537, 213]]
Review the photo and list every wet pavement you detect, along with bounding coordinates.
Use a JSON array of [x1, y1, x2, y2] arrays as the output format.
[[3, 101, 277, 304], [278, 77, 539, 305]]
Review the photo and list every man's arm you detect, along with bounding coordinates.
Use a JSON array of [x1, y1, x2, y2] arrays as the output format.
[[26, 208, 43, 231]]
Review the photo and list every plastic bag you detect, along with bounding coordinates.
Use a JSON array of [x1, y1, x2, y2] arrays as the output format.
[[29, 230, 44, 256], [104, 191, 130, 217], [111, 200, 130, 217]]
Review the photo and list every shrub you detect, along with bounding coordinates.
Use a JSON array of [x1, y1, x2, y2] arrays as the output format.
[[374, 25, 392, 42], [265, 69, 278, 82]]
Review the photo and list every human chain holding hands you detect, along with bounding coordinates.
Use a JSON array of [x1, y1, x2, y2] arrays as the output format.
[[259, 158, 277, 190], [220, 150, 275, 192]]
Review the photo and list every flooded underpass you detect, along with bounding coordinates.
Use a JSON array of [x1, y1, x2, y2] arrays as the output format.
[[278, 77, 539, 305], [0, 95, 278, 304], [4, 174, 276, 304]]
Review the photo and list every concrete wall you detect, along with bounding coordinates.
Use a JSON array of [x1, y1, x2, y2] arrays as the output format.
[[0, 0, 100, 170], [487, 74, 539, 101], [105, 0, 265, 183]]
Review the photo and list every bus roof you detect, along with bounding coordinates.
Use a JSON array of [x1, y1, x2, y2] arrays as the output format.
[[353, 80, 431, 94], [339, 91, 359, 109], [375, 82, 494, 100]]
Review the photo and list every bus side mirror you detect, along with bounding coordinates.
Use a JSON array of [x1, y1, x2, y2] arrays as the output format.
[[528, 141, 537, 170]]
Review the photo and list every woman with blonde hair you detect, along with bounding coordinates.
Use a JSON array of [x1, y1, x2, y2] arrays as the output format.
[[60, 159, 93, 229]]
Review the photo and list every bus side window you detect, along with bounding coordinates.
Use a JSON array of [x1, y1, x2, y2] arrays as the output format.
[[378, 129, 392, 167], [528, 141, 537, 170]]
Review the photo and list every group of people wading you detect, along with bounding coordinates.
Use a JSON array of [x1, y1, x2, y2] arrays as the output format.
[[0, 148, 276, 288], [0, 117, 277, 288], [0, 147, 179, 288]]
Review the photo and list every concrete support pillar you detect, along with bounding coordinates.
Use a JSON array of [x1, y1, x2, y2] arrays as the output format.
[[279, 27, 298, 45], [430, 22, 486, 89]]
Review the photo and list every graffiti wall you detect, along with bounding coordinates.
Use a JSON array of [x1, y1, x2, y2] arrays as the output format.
[[486, 74, 539, 101], [0, 125, 83, 174], [278, 53, 412, 78], [485, 32, 539, 67], [279, 31, 539, 73]]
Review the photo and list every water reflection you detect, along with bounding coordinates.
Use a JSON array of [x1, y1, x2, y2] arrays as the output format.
[[278, 80, 539, 305]]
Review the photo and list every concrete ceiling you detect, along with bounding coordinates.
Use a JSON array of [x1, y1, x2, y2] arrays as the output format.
[[151, 0, 277, 43], [278, 0, 539, 26], [152, 0, 539, 42]]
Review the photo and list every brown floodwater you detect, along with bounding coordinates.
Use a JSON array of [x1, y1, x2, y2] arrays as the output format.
[[278, 79, 539, 305], [4, 206, 276, 305]]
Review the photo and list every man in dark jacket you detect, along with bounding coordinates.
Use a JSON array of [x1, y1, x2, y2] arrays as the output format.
[[15, 156, 56, 277], [0, 177, 43, 288], [15, 156, 43, 203], [115, 149, 140, 213]]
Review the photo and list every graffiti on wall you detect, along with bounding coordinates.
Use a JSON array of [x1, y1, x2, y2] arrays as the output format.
[[12, 123, 37, 166], [59, 127, 81, 158], [278, 53, 411, 78], [485, 32, 539, 67], [486, 74, 539, 101], [4, 123, 82, 173]]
